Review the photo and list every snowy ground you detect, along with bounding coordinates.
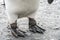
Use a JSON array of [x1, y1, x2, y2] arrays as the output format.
[[0, 0, 60, 40]]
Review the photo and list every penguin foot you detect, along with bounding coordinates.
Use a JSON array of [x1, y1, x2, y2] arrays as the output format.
[[10, 23, 26, 38], [29, 17, 46, 34], [29, 25, 46, 34]]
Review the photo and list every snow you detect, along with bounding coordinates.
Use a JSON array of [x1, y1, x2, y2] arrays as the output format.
[[0, 0, 60, 40]]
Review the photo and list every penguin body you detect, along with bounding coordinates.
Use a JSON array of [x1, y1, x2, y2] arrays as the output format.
[[4, 0, 40, 24], [5, 0, 40, 15]]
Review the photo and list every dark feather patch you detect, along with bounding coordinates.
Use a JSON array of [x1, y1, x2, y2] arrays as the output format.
[[48, 0, 54, 4]]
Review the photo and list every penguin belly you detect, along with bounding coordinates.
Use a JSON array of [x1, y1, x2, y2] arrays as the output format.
[[5, 0, 40, 15]]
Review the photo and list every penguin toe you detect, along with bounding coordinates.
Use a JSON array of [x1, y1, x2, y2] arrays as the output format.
[[36, 29, 45, 34], [48, 0, 54, 4], [11, 30, 19, 38], [36, 31, 44, 34], [29, 27, 37, 33], [29, 25, 46, 34], [29, 26, 46, 34], [36, 25, 46, 32], [11, 29, 27, 38]]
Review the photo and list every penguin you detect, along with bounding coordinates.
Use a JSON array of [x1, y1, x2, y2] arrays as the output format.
[[10, 17, 46, 38], [4, 0, 40, 24], [3, 0, 45, 38]]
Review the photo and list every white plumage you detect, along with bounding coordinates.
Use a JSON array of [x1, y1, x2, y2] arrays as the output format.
[[5, 0, 40, 24]]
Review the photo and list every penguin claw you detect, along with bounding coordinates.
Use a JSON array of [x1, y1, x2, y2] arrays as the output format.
[[36, 25, 46, 32]]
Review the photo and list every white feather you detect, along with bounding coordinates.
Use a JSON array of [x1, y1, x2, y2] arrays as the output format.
[[5, 0, 40, 23]]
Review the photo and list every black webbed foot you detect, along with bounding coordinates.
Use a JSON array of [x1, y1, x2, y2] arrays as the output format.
[[29, 18, 46, 34], [10, 22, 26, 38], [29, 25, 45, 34]]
